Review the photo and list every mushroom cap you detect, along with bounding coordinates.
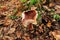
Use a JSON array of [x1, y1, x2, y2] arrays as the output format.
[[22, 10, 38, 27]]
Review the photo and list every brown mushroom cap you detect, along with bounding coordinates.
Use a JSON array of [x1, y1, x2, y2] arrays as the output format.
[[22, 10, 38, 27]]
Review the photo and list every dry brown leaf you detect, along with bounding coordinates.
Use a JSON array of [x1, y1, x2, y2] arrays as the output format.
[[16, 31, 22, 38], [46, 21, 52, 28], [39, 24, 44, 32], [51, 30, 60, 40], [49, 2, 55, 7], [55, 0, 60, 3], [16, 11, 22, 17], [55, 5, 60, 14], [31, 6, 37, 10], [3, 27, 8, 33], [15, 1, 21, 8], [23, 36, 31, 40], [11, 0, 17, 4], [8, 28, 15, 34], [42, 0, 46, 4], [4, 18, 13, 27], [3, 36, 14, 40], [0, 6, 8, 11]]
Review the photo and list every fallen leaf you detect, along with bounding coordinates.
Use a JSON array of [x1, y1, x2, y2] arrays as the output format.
[[49, 2, 55, 7], [0, 6, 8, 11], [51, 30, 60, 40], [39, 24, 44, 32], [4, 18, 13, 27], [8, 28, 15, 34], [16, 11, 22, 17], [31, 6, 37, 10], [55, 0, 60, 3], [16, 31, 22, 38], [46, 21, 52, 28]]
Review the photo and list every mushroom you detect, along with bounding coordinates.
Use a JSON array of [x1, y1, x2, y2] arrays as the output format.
[[22, 10, 38, 27]]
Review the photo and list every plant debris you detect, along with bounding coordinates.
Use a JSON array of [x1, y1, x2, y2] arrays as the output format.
[[0, 0, 60, 40]]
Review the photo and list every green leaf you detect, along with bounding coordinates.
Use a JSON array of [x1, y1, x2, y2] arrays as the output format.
[[21, 0, 27, 2], [53, 14, 60, 20], [30, 0, 37, 5], [37, 11, 41, 21], [9, 15, 17, 19]]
